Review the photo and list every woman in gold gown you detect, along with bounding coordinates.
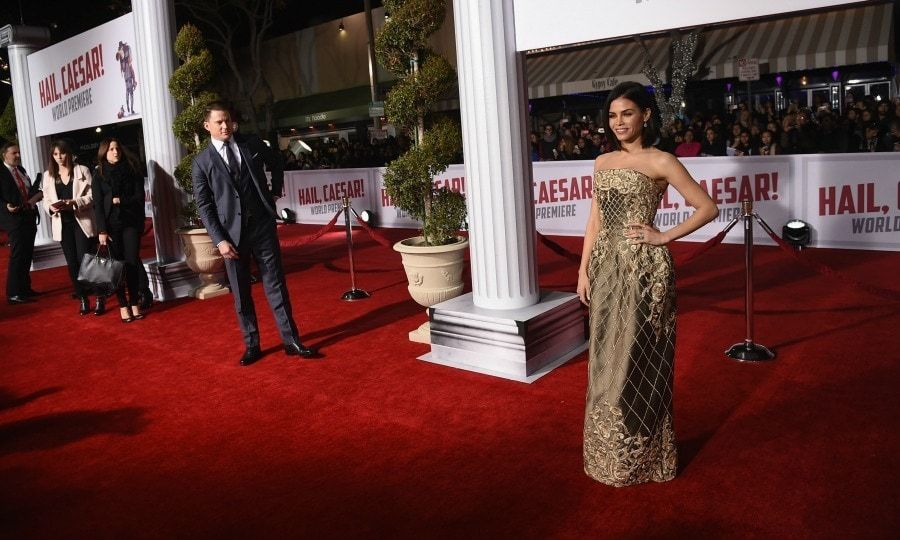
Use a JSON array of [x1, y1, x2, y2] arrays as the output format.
[[576, 82, 718, 487]]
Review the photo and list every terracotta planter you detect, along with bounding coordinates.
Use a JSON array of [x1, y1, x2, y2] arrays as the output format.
[[394, 236, 468, 343], [178, 228, 229, 299]]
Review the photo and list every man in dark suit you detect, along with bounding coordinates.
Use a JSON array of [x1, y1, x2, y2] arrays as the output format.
[[0, 142, 41, 305], [192, 102, 316, 365]]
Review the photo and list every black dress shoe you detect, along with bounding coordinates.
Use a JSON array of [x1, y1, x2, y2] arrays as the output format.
[[7, 295, 34, 305], [284, 342, 318, 358], [79, 296, 90, 315], [239, 347, 263, 366]]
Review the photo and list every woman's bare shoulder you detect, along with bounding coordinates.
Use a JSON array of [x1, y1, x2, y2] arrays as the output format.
[[593, 151, 620, 171]]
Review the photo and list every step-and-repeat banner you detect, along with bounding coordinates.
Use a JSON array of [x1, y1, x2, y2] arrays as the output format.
[[278, 154, 900, 252]]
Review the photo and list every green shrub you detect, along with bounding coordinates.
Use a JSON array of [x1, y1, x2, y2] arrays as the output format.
[[375, 0, 464, 245], [168, 23, 219, 227]]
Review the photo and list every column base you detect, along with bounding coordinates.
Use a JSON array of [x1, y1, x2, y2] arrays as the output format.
[[423, 290, 587, 383], [145, 260, 202, 301], [31, 242, 65, 270]]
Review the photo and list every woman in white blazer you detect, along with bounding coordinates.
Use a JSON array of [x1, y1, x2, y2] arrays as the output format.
[[42, 139, 102, 315]]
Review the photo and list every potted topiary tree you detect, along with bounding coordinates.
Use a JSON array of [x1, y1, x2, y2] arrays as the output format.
[[168, 23, 228, 299], [375, 0, 467, 343]]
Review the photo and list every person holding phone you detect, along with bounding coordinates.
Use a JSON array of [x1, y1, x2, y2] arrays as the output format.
[[42, 140, 102, 316]]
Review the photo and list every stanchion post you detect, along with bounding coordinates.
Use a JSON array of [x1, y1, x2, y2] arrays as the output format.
[[726, 199, 775, 362], [341, 195, 371, 301]]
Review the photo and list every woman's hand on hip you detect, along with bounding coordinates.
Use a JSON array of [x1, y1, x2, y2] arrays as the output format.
[[625, 222, 666, 246]]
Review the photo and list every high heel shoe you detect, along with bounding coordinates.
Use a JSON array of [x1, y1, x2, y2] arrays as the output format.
[[94, 296, 106, 316], [119, 306, 134, 323], [131, 305, 145, 320], [79, 296, 90, 315]]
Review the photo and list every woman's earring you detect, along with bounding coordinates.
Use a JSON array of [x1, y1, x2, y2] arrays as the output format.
[[643, 121, 648, 128]]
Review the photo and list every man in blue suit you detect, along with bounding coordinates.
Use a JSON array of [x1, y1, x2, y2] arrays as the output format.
[[192, 101, 316, 365]]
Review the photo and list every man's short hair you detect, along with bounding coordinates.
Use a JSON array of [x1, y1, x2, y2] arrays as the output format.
[[204, 101, 234, 120], [1, 141, 19, 155]]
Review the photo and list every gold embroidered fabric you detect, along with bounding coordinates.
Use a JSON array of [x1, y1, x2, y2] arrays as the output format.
[[583, 168, 677, 487]]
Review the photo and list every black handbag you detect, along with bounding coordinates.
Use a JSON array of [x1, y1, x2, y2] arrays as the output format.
[[77, 247, 124, 296]]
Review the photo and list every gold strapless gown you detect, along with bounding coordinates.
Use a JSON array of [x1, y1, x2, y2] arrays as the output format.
[[583, 168, 677, 487]]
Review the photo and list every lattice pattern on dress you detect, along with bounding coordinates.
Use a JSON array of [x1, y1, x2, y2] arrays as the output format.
[[583, 169, 678, 487]]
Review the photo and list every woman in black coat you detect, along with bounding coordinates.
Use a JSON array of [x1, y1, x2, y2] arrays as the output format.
[[93, 138, 146, 322]]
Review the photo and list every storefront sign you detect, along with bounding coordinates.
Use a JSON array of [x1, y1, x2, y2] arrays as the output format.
[[737, 58, 760, 81]]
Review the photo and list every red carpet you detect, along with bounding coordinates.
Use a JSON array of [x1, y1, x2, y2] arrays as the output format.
[[1, 225, 898, 538]]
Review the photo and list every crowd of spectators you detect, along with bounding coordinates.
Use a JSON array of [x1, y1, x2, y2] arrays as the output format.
[[283, 135, 410, 170], [281, 94, 899, 170], [531, 95, 900, 161]]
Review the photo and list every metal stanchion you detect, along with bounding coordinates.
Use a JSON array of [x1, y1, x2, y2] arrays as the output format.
[[726, 199, 776, 362], [340, 196, 371, 301]]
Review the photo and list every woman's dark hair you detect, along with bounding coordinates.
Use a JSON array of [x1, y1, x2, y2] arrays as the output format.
[[602, 81, 659, 151], [48, 139, 75, 183], [96, 137, 139, 178]]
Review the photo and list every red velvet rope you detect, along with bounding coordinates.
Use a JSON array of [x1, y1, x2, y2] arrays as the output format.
[[536, 229, 729, 267], [536, 233, 581, 263], [673, 229, 729, 266], [352, 213, 395, 248], [278, 210, 342, 248], [759, 226, 900, 302]]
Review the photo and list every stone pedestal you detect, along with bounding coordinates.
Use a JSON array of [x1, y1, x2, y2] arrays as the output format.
[[31, 243, 66, 271], [424, 291, 586, 383], [145, 260, 201, 302]]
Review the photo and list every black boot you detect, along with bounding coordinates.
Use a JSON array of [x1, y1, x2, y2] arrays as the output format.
[[94, 296, 106, 316], [79, 296, 90, 315], [139, 288, 153, 311]]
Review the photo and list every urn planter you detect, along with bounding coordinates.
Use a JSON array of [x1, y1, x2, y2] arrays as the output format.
[[394, 236, 468, 343], [178, 228, 229, 299]]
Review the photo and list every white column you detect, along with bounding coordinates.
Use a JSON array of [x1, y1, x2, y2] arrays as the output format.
[[423, 0, 585, 382], [453, 0, 539, 310], [0, 26, 54, 249], [132, 0, 184, 264]]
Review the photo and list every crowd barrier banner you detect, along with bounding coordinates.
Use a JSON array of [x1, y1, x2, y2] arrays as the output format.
[[532, 158, 793, 244], [279, 168, 375, 225], [802, 154, 900, 251], [372, 164, 467, 229], [280, 153, 899, 252], [666, 156, 794, 245], [531, 161, 595, 235]]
